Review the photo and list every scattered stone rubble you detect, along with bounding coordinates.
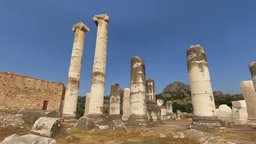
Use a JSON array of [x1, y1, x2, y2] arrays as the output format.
[[0, 112, 24, 129], [0, 134, 56, 144]]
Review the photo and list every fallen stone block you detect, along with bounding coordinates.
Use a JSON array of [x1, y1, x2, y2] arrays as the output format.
[[75, 116, 95, 130], [31, 117, 61, 137]]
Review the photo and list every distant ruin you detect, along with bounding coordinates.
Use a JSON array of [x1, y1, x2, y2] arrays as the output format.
[[0, 72, 65, 113]]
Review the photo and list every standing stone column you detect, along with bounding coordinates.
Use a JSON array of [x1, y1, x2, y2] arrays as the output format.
[[109, 83, 121, 120], [249, 61, 256, 90], [146, 78, 155, 101], [186, 45, 216, 117], [87, 14, 109, 117], [129, 56, 148, 123], [122, 88, 130, 121], [240, 80, 256, 122], [62, 22, 89, 117]]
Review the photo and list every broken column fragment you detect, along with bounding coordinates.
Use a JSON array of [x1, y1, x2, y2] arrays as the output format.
[[31, 117, 61, 137], [249, 61, 256, 90], [232, 100, 248, 125], [86, 14, 109, 118], [146, 78, 155, 101], [109, 83, 121, 120], [240, 80, 256, 123], [186, 45, 220, 127], [122, 88, 130, 121], [186, 45, 216, 117], [129, 56, 148, 124], [63, 22, 90, 117]]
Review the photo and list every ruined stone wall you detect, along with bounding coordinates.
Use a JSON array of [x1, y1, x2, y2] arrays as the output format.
[[0, 72, 65, 112]]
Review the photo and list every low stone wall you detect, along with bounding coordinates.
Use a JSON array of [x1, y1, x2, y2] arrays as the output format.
[[0, 72, 65, 113]]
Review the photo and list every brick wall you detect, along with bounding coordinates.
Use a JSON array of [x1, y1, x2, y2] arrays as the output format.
[[0, 72, 65, 113]]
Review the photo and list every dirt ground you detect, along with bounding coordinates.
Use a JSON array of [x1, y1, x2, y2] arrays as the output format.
[[0, 119, 256, 144]]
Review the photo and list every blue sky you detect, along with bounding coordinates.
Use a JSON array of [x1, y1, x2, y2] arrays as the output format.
[[0, 0, 256, 95]]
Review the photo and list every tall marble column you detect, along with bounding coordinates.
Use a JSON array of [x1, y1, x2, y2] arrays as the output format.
[[186, 45, 216, 117], [129, 56, 148, 123], [62, 22, 89, 117], [87, 14, 109, 117]]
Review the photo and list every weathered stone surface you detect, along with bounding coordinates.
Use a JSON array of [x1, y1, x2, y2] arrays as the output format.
[[203, 136, 225, 144], [129, 56, 148, 123], [22, 110, 59, 125], [31, 117, 61, 137], [63, 22, 89, 117], [0, 72, 64, 113], [226, 140, 256, 144], [185, 129, 208, 142], [216, 104, 233, 123], [87, 14, 109, 116], [122, 88, 130, 121], [249, 61, 256, 90], [109, 83, 121, 120], [146, 100, 161, 122], [166, 101, 173, 114], [110, 120, 127, 130], [171, 132, 185, 139], [232, 100, 247, 109], [240, 81, 256, 122], [0, 112, 24, 129], [186, 45, 216, 117], [84, 92, 90, 116], [146, 78, 155, 101], [232, 100, 248, 125], [160, 108, 167, 121], [75, 116, 95, 130], [156, 99, 164, 106], [0, 134, 56, 144]]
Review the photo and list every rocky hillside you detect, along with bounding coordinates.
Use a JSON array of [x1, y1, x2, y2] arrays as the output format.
[[163, 81, 190, 93]]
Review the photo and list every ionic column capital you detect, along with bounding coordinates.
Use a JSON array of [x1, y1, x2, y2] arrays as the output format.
[[93, 14, 109, 24], [72, 22, 90, 32]]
